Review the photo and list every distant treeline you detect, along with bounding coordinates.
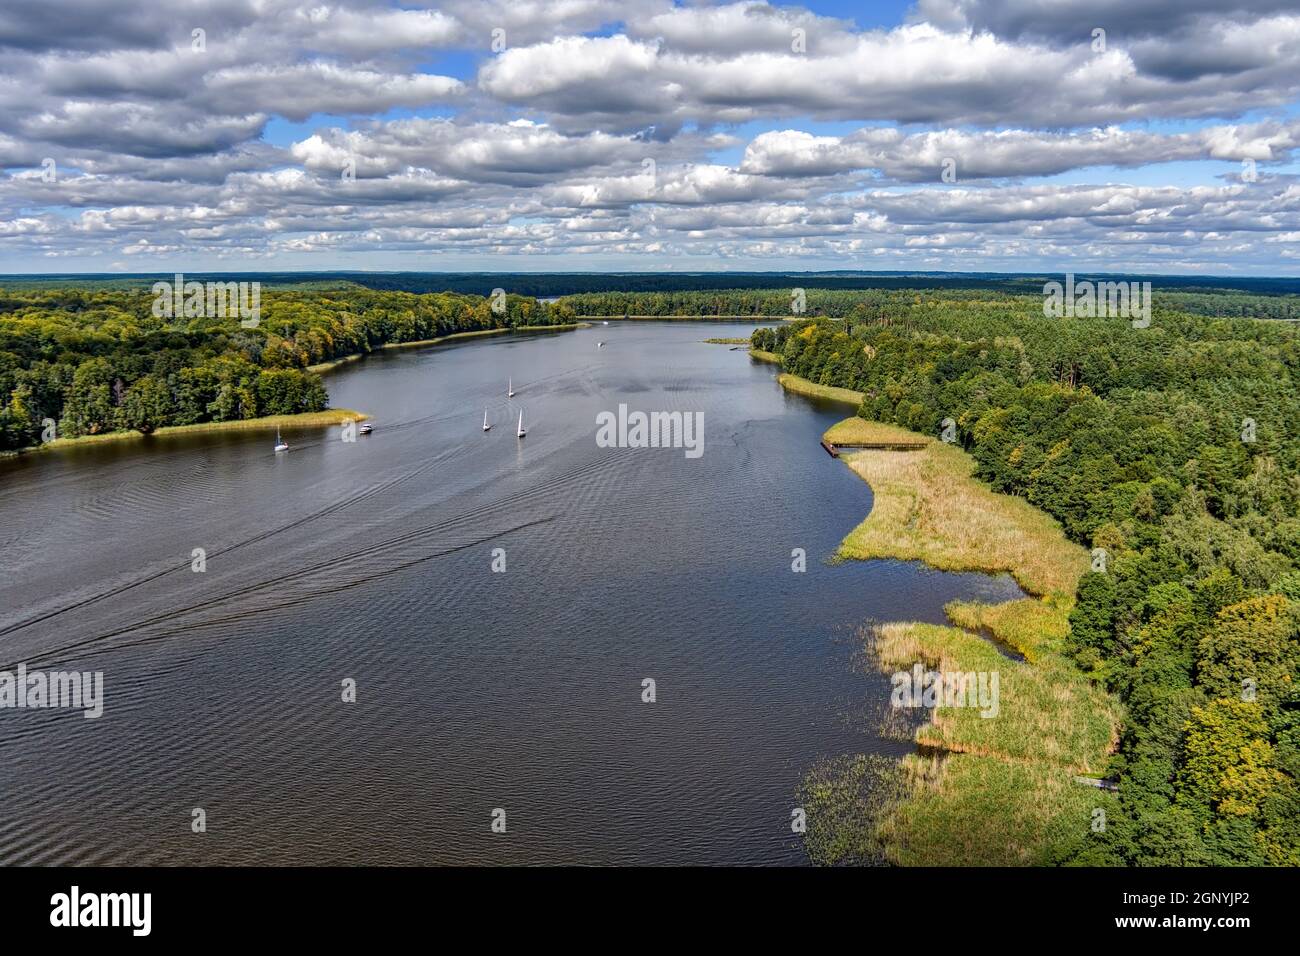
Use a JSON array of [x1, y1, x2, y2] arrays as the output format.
[[1158, 291, 1300, 321], [754, 299, 1300, 865], [560, 288, 858, 317], [560, 287, 1300, 323], [560, 287, 1061, 317], [0, 286, 556, 450], [7, 281, 1296, 453], [5, 271, 1300, 298]]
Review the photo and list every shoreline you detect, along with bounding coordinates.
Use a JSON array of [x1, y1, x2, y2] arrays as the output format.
[[307, 323, 588, 374], [12, 323, 588, 457], [778, 372, 864, 407], [750, 350, 865, 406], [818, 414, 1118, 865], [307, 327, 508, 372], [5, 408, 369, 457], [578, 315, 793, 322], [512, 322, 591, 333], [748, 328, 1123, 866], [827, 420, 1085, 596]]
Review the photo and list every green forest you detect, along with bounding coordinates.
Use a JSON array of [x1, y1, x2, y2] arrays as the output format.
[[559, 285, 1300, 322], [749, 292, 1300, 866], [7, 278, 1300, 867], [11, 270, 1298, 302], [0, 286, 556, 450]]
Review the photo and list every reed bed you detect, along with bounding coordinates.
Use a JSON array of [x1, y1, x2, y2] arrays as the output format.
[[35, 408, 368, 451], [777, 372, 864, 405], [834, 420, 1087, 597], [808, 415, 1120, 866]]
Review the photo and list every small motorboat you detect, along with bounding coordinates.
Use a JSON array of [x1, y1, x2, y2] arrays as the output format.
[[482, 409, 491, 432], [359, 422, 373, 435], [598, 341, 605, 348], [274, 428, 288, 452], [516, 409, 527, 439], [602, 321, 609, 326]]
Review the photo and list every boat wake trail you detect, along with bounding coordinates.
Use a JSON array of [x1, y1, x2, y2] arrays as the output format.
[[7, 445, 637, 670], [0, 443, 471, 639], [19, 515, 558, 670]]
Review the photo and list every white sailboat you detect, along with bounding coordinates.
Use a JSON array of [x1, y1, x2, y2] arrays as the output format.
[[482, 408, 491, 432], [274, 428, 288, 452], [507, 377, 514, 398], [516, 409, 527, 438]]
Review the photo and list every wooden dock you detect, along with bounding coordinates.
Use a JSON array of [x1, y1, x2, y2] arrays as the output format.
[[822, 439, 926, 458]]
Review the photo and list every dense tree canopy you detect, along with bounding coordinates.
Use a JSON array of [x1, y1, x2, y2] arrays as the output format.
[[0, 286, 558, 448], [751, 292, 1300, 867], [8, 279, 1299, 866]]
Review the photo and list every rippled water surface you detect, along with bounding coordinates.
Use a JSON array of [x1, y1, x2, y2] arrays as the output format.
[[0, 322, 1019, 864]]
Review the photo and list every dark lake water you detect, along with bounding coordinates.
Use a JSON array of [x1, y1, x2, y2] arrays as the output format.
[[0, 321, 1020, 865]]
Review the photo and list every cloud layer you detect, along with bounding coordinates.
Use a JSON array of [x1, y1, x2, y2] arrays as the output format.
[[1, 0, 1298, 273]]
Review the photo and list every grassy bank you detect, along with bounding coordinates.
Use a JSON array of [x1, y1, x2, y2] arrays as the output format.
[[380, 327, 508, 351], [870, 608, 1120, 865], [307, 328, 511, 372], [823, 417, 925, 447], [512, 322, 590, 333], [834, 422, 1085, 596], [812, 415, 1119, 866], [18, 408, 369, 455], [874, 618, 1117, 771], [307, 324, 585, 373], [611, 314, 787, 321], [305, 352, 367, 373], [876, 749, 1110, 866], [750, 348, 782, 364], [778, 372, 864, 406]]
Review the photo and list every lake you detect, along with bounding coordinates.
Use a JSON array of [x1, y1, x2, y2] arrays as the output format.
[[0, 321, 1020, 864]]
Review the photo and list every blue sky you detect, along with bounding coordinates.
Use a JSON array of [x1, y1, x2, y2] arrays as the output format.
[[2, 0, 1298, 276]]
